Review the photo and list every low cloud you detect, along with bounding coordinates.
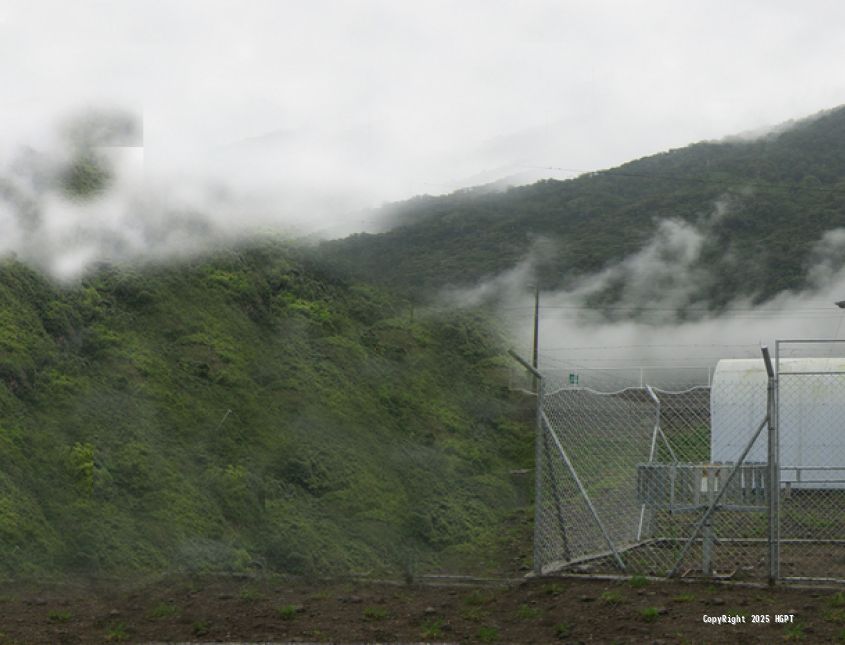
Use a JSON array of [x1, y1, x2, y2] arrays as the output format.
[[442, 196, 845, 388]]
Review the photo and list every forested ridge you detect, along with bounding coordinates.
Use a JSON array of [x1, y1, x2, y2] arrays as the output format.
[[320, 106, 845, 308]]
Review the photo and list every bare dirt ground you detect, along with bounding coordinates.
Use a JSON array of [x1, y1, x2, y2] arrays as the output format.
[[2, 573, 845, 644]]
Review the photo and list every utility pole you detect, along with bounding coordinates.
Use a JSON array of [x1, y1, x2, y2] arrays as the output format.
[[532, 283, 540, 370]]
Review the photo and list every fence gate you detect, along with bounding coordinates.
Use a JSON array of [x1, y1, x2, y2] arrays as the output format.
[[521, 348, 782, 582]]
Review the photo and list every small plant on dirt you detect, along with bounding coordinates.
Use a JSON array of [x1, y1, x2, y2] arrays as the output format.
[[192, 620, 210, 637], [629, 575, 649, 589], [832, 592, 845, 608], [239, 587, 263, 601], [420, 617, 444, 638], [543, 582, 564, 596], [784, 622, 805, 641], [671, 592, 695, 603], [827, 607, 845, 623], [147, 603, 178, 619], [641, 607, 660, 623], [516, 603, 541, 620], [363, 606, 388, 621], [601, 590, 624, 605], [555, 621, 572, 638], [464, 590, 493, 606], [105, 623, 129, 642], [461, 605, 486, 622], [477, 625, 499, 643], [48, 610, 71, 623], [837, 627, 845, 643], [278, 604, 299, 620]]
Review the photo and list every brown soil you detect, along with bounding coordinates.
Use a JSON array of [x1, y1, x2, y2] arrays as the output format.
[[1, 573, 844, 644]]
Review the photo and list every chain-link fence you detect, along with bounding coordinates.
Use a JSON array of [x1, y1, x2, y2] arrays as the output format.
[[776, 341, 845, 583], [515, 343, 845, 584]]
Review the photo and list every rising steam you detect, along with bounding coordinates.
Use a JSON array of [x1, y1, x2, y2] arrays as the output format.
[[442, 195, 845, 387]]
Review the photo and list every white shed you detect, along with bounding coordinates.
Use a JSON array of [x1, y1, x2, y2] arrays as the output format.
[[711, 358, 845, 489]]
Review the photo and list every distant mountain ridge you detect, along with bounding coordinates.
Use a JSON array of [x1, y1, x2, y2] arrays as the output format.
[[320, 106, 845, 310]]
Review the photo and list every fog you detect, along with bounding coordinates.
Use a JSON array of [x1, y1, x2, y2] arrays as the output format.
[[3, 1, 845, 278], [440, 196, 845, 390]]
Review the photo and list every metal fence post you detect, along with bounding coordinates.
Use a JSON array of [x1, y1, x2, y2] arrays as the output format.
[[508, 349, 547, 575], [764, 346, 779, 584], [534, 375, 545, 575]]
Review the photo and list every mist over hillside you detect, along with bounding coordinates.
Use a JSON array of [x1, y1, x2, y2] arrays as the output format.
[[313, 106, 845, 382], [321, 106, 845, 310]]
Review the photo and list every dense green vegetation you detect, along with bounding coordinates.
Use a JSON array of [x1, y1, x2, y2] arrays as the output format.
[[321, 106, 845, 309], [0, 242, 532, 578]]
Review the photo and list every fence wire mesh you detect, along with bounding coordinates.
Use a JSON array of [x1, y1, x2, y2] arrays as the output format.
[[777, 342, 845, 583], [524, 344, 845, 583], [535, 375, 771, 579]]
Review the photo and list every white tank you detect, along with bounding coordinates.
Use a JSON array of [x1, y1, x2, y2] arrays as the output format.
[[711, 358, 845, 488]]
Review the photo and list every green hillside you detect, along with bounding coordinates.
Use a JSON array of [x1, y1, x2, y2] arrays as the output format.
[[0, 242, 531, 579], [320, 106, 845, 309]]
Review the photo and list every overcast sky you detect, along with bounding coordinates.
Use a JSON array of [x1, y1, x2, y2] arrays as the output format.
[[3, 0, 845, 234]]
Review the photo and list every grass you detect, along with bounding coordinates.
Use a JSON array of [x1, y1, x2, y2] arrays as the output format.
[[629, 575, 649, 589], [147, 603, 178, 619], [543, 582, 565, 596], [278, 604, 303, 620], [671, 592, 695, 603], [47, 610, 71, 622], [464, 590, 494, 606], [239, 587, 264, 601], [640, 607, 660, 623], [784, 622, 805, 641], [554, 622, 572, 638], [460, 606, 487, 622], [601, 590, 624, 605], [420, 618, 444, 638], [363, 606, 388, 621], [105, 623, 129, 642], [192, 620, 211, 636], [516, 603, 541, 620], [826, 593, 845, 624], [477, 625, 499, 643]]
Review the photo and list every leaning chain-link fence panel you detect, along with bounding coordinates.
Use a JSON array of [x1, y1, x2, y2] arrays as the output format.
[[776, 345, 845, 583], [536, 374, 772, 579], [537, 385, 658, 574]]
